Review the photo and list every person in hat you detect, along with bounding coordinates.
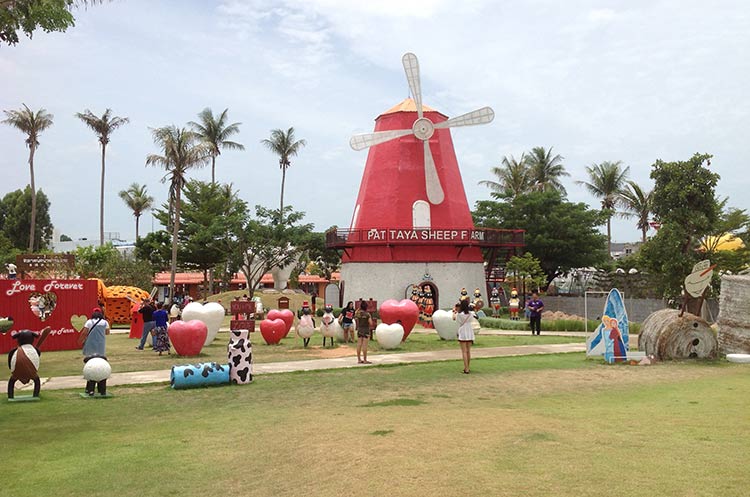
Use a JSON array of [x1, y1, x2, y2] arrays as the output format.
[[79, 307, 111, 357]]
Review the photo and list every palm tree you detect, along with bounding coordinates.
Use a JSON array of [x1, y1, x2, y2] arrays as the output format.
[[2, 104, 54, 251], [75, 108, 129, 246], [119, 183, 154, 241], [146, 126, 210, 300], [577, 161, 630, 256], [620, 180, 652, 243], [260, 127, 306, 220], [188, 108, 244, 184], [478, 153, 530, 199], [525, 146, 569, 194]]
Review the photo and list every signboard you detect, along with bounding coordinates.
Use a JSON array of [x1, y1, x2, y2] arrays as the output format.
[[230, 320, 256, 331], [366, 228, 485, 243], [0, 279, 98, 353], [230, 301, 257, 315], [16, 254, 75, 273]]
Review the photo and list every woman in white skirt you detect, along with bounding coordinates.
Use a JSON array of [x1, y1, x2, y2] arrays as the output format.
[[453, 299, 475, 374]]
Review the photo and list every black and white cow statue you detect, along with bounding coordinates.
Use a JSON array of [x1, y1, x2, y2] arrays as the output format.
[[7, 326, 51, 399], [227, 329, 253, 384]]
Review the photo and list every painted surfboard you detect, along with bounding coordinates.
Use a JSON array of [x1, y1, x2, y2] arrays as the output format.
[[585, 288, 629, 363]]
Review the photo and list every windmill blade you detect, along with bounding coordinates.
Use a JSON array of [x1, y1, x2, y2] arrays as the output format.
[[423, 140, 444, 204], [434, 106, 495, 129], [349, 129, 413, 151], [402, 52, 423, 119]]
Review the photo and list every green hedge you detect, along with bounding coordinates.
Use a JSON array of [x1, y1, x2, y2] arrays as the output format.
[[479, 317, 641, 334]]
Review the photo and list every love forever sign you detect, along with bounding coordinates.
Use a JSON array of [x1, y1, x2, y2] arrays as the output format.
[[0, 279, 99, 353]]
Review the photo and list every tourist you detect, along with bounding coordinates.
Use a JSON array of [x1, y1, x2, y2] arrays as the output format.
[[355, 300, 372, 364], [152, 302, 171, 355], [340, 301, 355, 343], [527, 292, 544, 336], [79, 307, 110, 357], [453, 299, 475, 374], [136, 298, 156, 350]]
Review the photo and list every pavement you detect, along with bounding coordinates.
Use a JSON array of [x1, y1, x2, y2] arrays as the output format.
[[24, 341, 585, 392]]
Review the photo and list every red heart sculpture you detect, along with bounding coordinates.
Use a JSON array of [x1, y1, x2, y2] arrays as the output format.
[[260, 318, 286, 345], [168, 319, 207, 356], [380, 299, 420, 341], [267, 309, 294, 337]]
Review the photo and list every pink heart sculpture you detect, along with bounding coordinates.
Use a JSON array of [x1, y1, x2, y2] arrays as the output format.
[[168, 319, 208, 356], [379, 299, 420, 341], [267, 309, 294, 337], [260, 318, 286, 345]]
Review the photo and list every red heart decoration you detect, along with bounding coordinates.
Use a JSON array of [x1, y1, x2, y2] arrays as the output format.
[[168, 320, 207, 356], [260, 318, 286, 345], [267, 309, 294, 337], [379, 299, 420, 341]]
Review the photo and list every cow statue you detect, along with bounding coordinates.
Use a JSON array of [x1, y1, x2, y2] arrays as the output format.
[[7, 326, 51, 399]]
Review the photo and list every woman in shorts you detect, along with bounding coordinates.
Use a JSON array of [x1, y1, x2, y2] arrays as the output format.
[[354, 301, 372, 364], [453, 299, 475, 374], [340, 301, 355, 343]]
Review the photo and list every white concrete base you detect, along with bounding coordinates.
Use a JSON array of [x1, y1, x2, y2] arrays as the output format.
[[340, 262, 486, 308]]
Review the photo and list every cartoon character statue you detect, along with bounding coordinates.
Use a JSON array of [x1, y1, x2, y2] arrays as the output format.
[[410, 284, 421, 309], [472, 288, 484, 311], [7, 326, 51, 399], [459, 287, 469, 303], [603, 315, 627, 363], [490, 287, 501, 317], [82, 354, 112, 396], [421, 285, 434, 329], [320, 304, 339, 347], [508, 288, 521, 321], [296, 301, 315, 347]]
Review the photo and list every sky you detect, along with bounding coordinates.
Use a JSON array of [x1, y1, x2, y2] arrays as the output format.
[[2, 0, 749, 244]]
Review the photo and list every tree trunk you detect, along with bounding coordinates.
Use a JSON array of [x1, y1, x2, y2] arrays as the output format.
[[641, 225, 647, 243], [607, 216, 612, 258], [279, 166, 286, 222], [170, 187, 181, 304], [211, 155, 216, 184], [203, 268, 208, 300], [135, 214, 140, 241], [100, 143, 106, 246], [28, 144, 36, 252]]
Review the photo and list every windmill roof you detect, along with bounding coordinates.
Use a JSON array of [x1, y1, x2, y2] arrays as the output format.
[[380, 98, 446, 117]]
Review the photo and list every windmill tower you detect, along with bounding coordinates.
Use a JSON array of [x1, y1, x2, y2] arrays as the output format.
[[328, 53, 522, 306]]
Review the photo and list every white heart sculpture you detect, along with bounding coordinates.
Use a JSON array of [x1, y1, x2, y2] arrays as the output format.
[[432, 310, 458, 340], [181, 302, 225, 346], [375, 323, 404, 350]]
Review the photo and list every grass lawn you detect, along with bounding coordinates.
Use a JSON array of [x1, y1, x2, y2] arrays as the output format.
[[0, 331, 585, 379], [1, 354, 747, 497]]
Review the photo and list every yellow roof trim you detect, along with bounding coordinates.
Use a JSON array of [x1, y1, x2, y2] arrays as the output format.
[[380, 98, 445, 117]]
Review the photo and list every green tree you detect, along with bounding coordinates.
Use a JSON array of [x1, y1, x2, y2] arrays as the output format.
[[0, 187, 53, 251], [188, 108, 244, 184], [75, 243, 119, 278], [478, 153, 529, 199], [234, 205, 313, 293], [525, 146, 569, 195], [2, 103, 53, 251], [619, 181, 652, 243], [505, 253, 547, 293], [146, 125, 210, 301], [639, 153, 721, 300], [576, 160, 630, 256], [75, 243, 152, 289], [260, 127, 306, 219], [155, 181, 248, 299], [303, 230, 341, 280], [118, 183, 153, 241], [1, 0, 105, 45], [473, 191, 607, 282], [134, 230, 172, 271], [75, 108, 129, 246]]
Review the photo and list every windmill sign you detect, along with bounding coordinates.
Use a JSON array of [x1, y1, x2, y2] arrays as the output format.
[[0, 279, 98, 353]]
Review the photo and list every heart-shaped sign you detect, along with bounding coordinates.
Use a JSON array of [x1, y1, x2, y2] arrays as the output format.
[[432, 309, 458, 340], [375, 323, 404, 349], [28, 291, 57, 322], [379, 299, 419, 341], [168, 320, 208, 356], [260, 318, 286, 345], [267, 309, 294, 337], [181, 302, 225, 346], [70, 314, 88, 332]]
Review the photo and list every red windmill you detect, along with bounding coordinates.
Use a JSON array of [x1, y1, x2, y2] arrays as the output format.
[[327, 53, 524, 309]]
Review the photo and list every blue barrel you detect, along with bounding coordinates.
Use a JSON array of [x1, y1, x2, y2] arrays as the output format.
[[170, 362, 230, 389]]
